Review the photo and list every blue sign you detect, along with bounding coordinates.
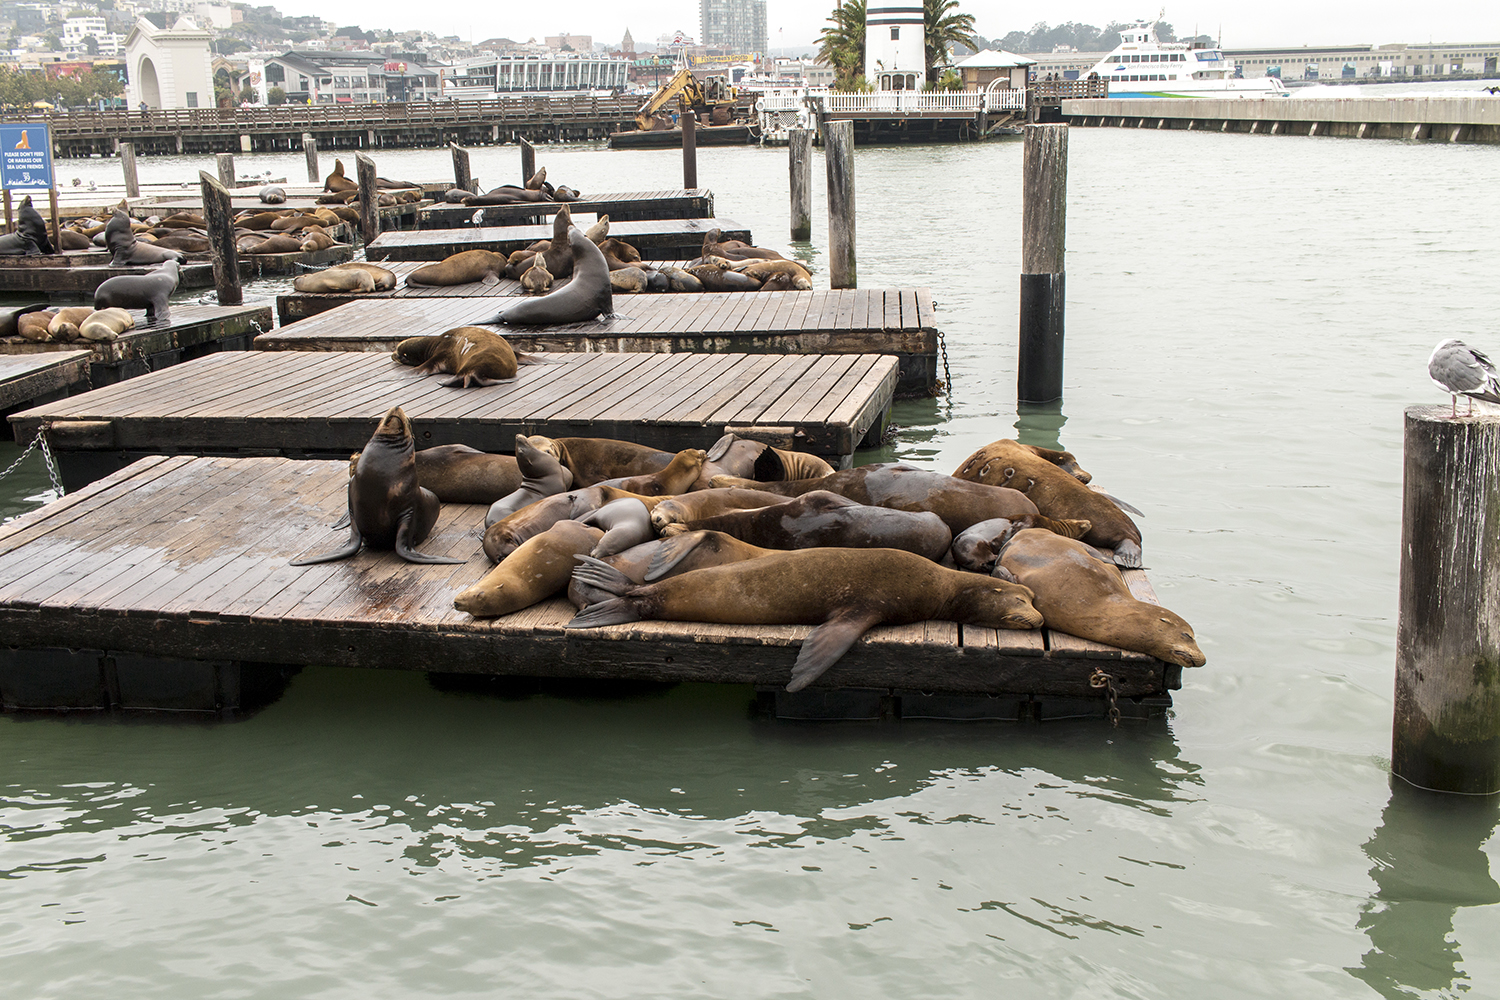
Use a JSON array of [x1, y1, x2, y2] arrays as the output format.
[[0, 123, 53, 191]]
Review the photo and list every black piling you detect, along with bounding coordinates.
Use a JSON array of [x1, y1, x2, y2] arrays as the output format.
[[450, 142, 473, 193], [1017, 123, 1068, 404], [682, 111, 698, 190], [520, 137, 535, 185]]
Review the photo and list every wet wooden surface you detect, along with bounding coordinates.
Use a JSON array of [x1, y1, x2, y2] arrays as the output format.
[[0, 351, 91, 411]]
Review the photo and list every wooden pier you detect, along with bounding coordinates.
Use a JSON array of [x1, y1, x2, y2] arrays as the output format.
[[260, 293, 939, 395], [0, 259, 219, 295], [136, 195, 430, 228], [0, 455, 1177, 719], [366, 218, 751, 262], [417, 189, 715, 229], [9, 350, 897, 489], [0, 351, 91, 427]]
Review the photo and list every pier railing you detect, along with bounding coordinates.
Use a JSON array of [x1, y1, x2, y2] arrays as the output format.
[[1031, 77, 1110, 101], [769, 89, 1028, 116]]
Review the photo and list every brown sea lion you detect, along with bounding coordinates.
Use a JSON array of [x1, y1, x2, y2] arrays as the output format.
[[299, 231, 337, 251], [237, 211, 285, 231], [953, 439, 1141, 567], [568, 547, 1044, 691], [610, 267, 648, 293], [525, 166, 547, 190], [293, 268, 376, 293], [393, 327, 529, 388], [995, 529, 1204, 669], [244, 234, 303, 254], [484, 434, 576, 525], [16, 310, 56, 342], [649, 488, 800, 534], [533, 436, 675, 485], [324, 159, 357, 193], [600, 448, 706, 496], [58, 229, 92, 251], [406, 249, 509, 287], [566, 530, 773, 607], [329, 262, 397, 290], [290, 407, 468, 566], [688, 261, 762, 292], [150, 233, 210, 252], [46, 306, 95, 342], [734, 259, 812, 290], [415, 444, 522, 504], [455, 520, 604, 618], [950, 516, 1053, 574], [584, 215, 609, 244], [597, 238, 641, 264], [702, 228, 787, 262], [520, 257, 553, 294], [269, 214, 319, 231]]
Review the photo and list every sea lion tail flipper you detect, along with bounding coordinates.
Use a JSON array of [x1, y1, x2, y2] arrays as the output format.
[[1111, 539, 1143, 570], [515, 352, 543, 366], [290, 524, 363, 565], [1037, 516, 1092, 540], [1094, 491, 1145, 517], [567, 554, 641, 616], [787, 612, 881, 692], [393, 514, 469, 565]]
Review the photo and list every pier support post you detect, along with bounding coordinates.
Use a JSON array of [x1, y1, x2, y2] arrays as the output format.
[[119, 142, 139, 199], [302, 133, 319, 182], [520, 137, 535, 184], [824, 118, 856, 289], [239, 134, 251, 153], [215, 152, 235, 189], [788, 128, 812, 241], [1017, 123, 1068, 404], [682, 111, 698, 190], [1393, 407, 1500, 795], [355, 151, 379, 246], [450, 142, 474, 192], [198, 171, 242, 306]]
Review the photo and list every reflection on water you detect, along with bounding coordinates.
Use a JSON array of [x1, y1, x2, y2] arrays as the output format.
[[1349, 781, 1500, 998], [1015, 399, 1068, 451]]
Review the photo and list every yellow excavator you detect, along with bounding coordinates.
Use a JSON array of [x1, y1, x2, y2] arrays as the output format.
[[634, 69, 736, 130]]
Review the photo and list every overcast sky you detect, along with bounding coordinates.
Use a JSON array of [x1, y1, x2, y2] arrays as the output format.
[[273, 2, 1500, 52]]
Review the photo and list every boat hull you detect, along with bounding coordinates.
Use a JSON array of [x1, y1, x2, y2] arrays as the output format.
[[608, 125, 754, 149]]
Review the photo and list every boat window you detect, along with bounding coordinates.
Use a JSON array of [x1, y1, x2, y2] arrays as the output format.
[[1170, 74, 1176, 80], [1150, 54, 1159, 62], [890, 27, 899, 40]]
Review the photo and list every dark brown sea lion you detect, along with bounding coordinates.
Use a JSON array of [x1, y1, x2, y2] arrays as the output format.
[[0, 302, 49, 338], [484, 434, 576, 525], [599, 448, 706, 496], [105, 209, 185, 266], [995, 529, 1204, 669], [324, 159, 357, 193], [568, 547, 1044, 691], [734, 259, 812, 290], [269, 213, 319, 231], [406, 250, 509, 286], [94, 259, 179, 324], [688, 261, 761, 292], [244, 234, 302, 254], [953, 439, 1141, 568], [290, 407, 468, 566], [525, 166, 547, 190], [393, 327, 529, 388], [496, 227, 611, 325], [702, 228, 786, 262], [454, 520, 604, 617], [293, 268, 376, 293], [464, 187, 551, 206], [16, 310, 56, 342], [649, 488, 801, 534], [415, 444, 522, 504], [950, 516, 1048, 574], [150, 233, 210, 252]]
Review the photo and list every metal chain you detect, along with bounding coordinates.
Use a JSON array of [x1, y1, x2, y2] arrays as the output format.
[[936, 328, 952, 396], [0, 424, 65, 496], [1090, 668, 1121, 728]]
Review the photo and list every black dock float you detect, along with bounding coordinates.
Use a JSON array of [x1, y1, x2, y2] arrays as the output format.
[[366, 218, 752, 262], [416, 189, 715, 229], [0, 455, 1176, 719]]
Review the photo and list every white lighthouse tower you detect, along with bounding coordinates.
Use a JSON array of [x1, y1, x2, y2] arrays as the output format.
[[864, 4, 925, 90]]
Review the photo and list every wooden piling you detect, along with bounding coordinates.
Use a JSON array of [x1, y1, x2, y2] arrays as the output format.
[[1017, 123, 1068, 404], [215, 152, 235, 189], [789, 128, 813, 241], [355, 151, 379, 246], [450, 142, 473, 193], [119, 141, 139, 198], [682, 111, 698, 190], [47, 187, 59, 257], [302, 133, 318, 183], [520, 137, 535, 185], [1393, 407, 1500, 795], [197, 170, 242, 306], [823, 119, 855, 289]]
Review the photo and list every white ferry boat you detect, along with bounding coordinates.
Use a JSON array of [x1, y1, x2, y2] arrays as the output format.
[[1087, 21, 1288, 97]]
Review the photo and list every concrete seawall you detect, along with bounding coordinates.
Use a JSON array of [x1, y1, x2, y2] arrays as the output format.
[[1060, 96, 1500, 142]]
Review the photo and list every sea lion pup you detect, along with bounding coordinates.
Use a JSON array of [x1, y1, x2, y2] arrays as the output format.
[[584, 215, 609, 244], [259, 185, 286, 204], [569, 547, 1044, 691], [16, 310, 56, 342], [995, 529, 1205, 669], [0, 302, 48, 338], [519, 256, 552, 294], [327, 262, 397, 290], [496, 227, 611, 325], [649, 488, 800, 534], [46, 306, 95, 342], [406, 249, 509, 287], [414, 444, 522, 504], [484, 434, 576, 525], [291, 407, 468, 566], [733, 259, 813, 291], [455, 520, 605, 618], [94, 258, 180, 324], [77, 308, 135, 343], [950, 516, 1054, 574], [598, 448, 706, 496], [576, 497, 654, 557], [393, 327, 532, 388], [323, 159, 357, 193], [667, 490, 953, 562], [701, 227, 786, 263], [293, 267, 375, 293], [952, 439, 1142, 568], [708, 463, 1091, 540]]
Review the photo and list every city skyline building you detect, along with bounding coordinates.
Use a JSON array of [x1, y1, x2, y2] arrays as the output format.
[[698, 0, 767, 59]]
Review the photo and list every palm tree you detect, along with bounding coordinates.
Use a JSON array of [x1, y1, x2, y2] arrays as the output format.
[[817, 0, 866, 90], [923, 0, 978, 85]]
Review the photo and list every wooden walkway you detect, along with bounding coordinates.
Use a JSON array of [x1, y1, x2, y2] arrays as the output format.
[[417, 189, 715, 229], [366, 218, 751, 262], [261, 292, 939, 395], [0, 455, 1176, 718], [9, 350, 897, 487], [0, 351, 91, 420]]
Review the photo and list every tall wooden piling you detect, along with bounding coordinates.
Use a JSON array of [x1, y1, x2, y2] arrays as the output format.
[[215, 152, 235, 189], [824, 119, 855, 289], [302, 133, 319, 183], [197, 171, 241, 306], [520, 137, 535, 185], [788, 128, 813, 241], [119, 142, 139, 198], [450, 143, 473, 193], [1017, 123, 1068, 403], [355, 151, 379, 246], [682, 111, 698, 190], [1393, 407, 1500, 795]]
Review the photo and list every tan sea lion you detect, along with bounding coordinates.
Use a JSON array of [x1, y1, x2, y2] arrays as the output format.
[[406, 249, 509, 286], [734, 259, 812, 290], [702, 228, 787, 262], [269, 214, 319, 231], [77, 307, 135, 343], [46, 306, 94, 342], [649, 488, 799, 534], [393, 327, 529, 388], [244, 234, 303, 254], [299, 231, 336, 251], [324, 159, 357, 193], [524, 166, 547, 190], [519, 257, 553, 294], [995, 528, 1204, 669], [150, 233, 210, 252], [584, 215, 609, 244], [601, 448, 706, 496], [610, 267, 648, 293], [597, 237, 640, 263], [415, 444, 522, 504], [293, 268, 376, 293], [566, 530, 774, 607], [455, 520, 605, 618], [569, 547, 1044, 691], [16, 310, 56, 342], [953, 439, 1141, 567], [329, 262, 397, 290], [688, 261, 761, 292], [237, 211, 285, 231], [534, 436, 675, 486]]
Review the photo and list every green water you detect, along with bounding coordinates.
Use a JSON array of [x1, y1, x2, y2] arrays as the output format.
[[1, 130, 1498, 997]]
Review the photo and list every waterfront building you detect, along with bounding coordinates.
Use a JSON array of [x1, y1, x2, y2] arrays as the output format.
[[699, 0, 767, 61], [123, 14, 213, 109], [864, 3, 924, 90], [262, 51, 442, 103], [443, 52, 630, 96], [544, 34, 592, 53], [954, 49, 1034, 91]]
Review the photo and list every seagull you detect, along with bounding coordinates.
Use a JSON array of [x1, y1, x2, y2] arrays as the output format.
[[1429, 339, 1500, 417]]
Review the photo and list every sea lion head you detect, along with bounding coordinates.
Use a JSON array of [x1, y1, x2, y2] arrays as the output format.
[[393, 335, 440, 367], [373, 406, 415, 444], [951, 517, 1031, 574], [649, 497, 690, 534], [949, 577, 1044, 631], [1146, 609, 1206, 668]]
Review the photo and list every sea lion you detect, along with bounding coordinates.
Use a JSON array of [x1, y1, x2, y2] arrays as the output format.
[[443, 188, 470, 203], [663, 490, 953, 561], [953, 439, 1142, 568], [104, 209, 185, 266], [329, 262, 397, 290], [293, 268, 375, 293], [525, 166, 547, 190], [17, 196, 53, 255], [700, 437, 835, 485], [58, 229, 92, 251], [291, 407, 467, 566], [299, 231, 337, 252], [584, 215, 609, 243], [519, 257, 552, 294], [454, 520, 605, 618], [497, 227, 611, 325], [688, 261, 762, 292], [554, 186, 580, 201], [576, 498, 654, 558], [94, 259, 179, 324], [0, 303, 48, 337], [600, 448, 706, 496], [269, 214, 319, 231], [482, 493, 577, 562], [565, 530, 773, 607], [597, 238, 640, 264], [649, 488, 799, 534], [537, 437, 676, 486], [951, 517, 1047, 574], [406, 249, 508, 287], [540, 205, 575, 277], [150, 233, 210, 253], [236, 211, 285, 231], [702, 228, 785, 262], [323, 159, 357, 193], [77, 308, 135, 343], [244, 234, 302, 254], [484, 434, 576, 525], [393, 327, 528, 388], [415, 444, 522, 504], [734, 259, 812, 290], [568, 547, 1044, 691], [46, 306, 94, 342], [16, 310, 56, 342], [260, 185, 287, 204], [464, 186, 551, 206], [658, 266, 704, 292], [610, 267, 648, 293], [995, 528, 1204, 669]]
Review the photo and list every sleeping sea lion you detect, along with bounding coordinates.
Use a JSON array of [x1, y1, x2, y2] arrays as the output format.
[[260, 186, 287, 204], [46, 306, 95, 342], [16, 310, 56, 342], [701, 227, 785, 262], [393, 327, 529, 388], [77, 308, 135, 343], [734, 259, 812, 290], [525, 166, 547, 190], [484, 434, 576, 525], [599, 448, 706, 496], [658, 266, 704, 293], [454, 520, 605, 618], [58, 229, 92, 251], [329, 262, 397, 290], [565, 530, 774, 608], [688, 261, 761, 292], [406, 249, 509, 287], [415, 444, 522, 504], [610, 267, 648, 293], [497, 227, 611, 325], [479, 484, 660, 560], [293, 268, 375, 293], [648, 488, 799, 534], [291, 407, 467, 566], [535, 437, 676, 486], [950, 517, 1048, 574], [244, 234, 302, 254]]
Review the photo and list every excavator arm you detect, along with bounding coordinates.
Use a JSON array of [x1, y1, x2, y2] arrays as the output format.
[[635, 69, 707, 130]]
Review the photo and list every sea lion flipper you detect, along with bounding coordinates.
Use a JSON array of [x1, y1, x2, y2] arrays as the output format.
[[1111, 539, 1143, 569], [704, 433, 737, 463], [393, 514, 468, 564], [990, 564, 1020, 584], [786, 612, 882, 692], [567, 554, 641, 616], [330, 510, 351, 530], [1095, 491, 1145, 517], [644, 531, 709, 581], [290, 523, 363, 565]]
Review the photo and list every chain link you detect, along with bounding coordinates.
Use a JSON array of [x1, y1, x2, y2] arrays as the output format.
[[0, 424, 65, 496], [1089, 668, 1121, 728], [936, 328, 952, 397]]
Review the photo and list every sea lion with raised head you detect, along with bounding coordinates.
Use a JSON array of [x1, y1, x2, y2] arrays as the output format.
[[414, 444, 522, 504], [406, 249, 509, 287], [519, 257, 553, 294], [290, 407, 468, 566], [534, 436, 675, 486], [568, 547, 1044, 691], [584, 215, 609, 244], [104, 209, 185, 266], [484, 434, 576, 525], [93, 259, 180, 324], [393, 327, 529, 388], [600, 448, 706, 496], [323, 159, 357, 193], [496, 227, 611, 325], [454, 520, 605, 618], [17, 196, 53, 255], [663, 490, 953, 561], [995, 528, 1204, 669]]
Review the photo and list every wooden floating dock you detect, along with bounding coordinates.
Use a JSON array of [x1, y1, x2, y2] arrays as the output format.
[[366, 218, 752, 262], [0, 351, 92, 428], [261, 292, 939, 396], [9, 350, 897, 489], [0, 304, 271, 388], [416, 189, 715, 229], [0, 455, 1177, 720], [0, 260, 221, 295], [136, 195, 432, 227]]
